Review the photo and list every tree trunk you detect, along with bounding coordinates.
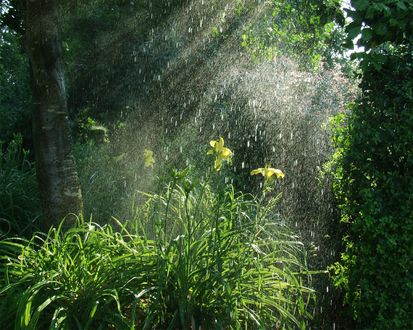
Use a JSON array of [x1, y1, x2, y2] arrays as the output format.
[[25, 0, 82, 230]]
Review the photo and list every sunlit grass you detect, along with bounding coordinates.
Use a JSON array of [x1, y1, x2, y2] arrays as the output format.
[[0, 139, 313, 328], [0, 221, 155, 329]]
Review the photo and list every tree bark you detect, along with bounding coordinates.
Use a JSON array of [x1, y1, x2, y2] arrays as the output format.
[[25, 0, 82, 230]]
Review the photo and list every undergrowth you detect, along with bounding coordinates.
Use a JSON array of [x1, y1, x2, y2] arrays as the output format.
[[0, 142, 314, 329], [0, 135, 40, 237]]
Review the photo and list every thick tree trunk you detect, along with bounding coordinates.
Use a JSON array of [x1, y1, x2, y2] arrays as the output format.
[[25, 0, 82, 230]]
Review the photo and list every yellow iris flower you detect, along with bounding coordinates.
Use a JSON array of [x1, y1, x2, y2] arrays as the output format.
[[250, 164, 285, 181], [207, 137, 233, 171], [144, 149, 155, 168]]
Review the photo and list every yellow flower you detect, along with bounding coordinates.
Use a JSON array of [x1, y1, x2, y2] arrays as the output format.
[[144, 149, 155, 168], [207, 137, 233, 171], [250, 164, 285, 181]]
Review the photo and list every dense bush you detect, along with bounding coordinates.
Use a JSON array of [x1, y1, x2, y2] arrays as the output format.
[[0, 164, 314, 329], [331, 49, 413, 329], [330, 1, 413, 328]]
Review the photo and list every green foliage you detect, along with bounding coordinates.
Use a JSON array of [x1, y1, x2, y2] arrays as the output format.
[[0, 169, 314, 329], [331, 42, 413, 330], [241, 0, 344, 67], [0, 135, 40, 237], [345, 0, 413, 72], [0, 220, 152, 329], [345, 0, 413, 50]]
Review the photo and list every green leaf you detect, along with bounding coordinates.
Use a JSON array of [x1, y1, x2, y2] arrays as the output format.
[[396, 1, 407, 10], [24, 300, 32, 327]]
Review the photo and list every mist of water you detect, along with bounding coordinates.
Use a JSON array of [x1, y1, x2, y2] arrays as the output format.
[[73, 1, 356, 327]]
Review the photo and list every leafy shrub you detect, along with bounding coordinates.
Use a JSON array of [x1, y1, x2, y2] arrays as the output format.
[[0, 135, 40, 237], [0, 165, 314, 329], [330, 50, 413, 329]]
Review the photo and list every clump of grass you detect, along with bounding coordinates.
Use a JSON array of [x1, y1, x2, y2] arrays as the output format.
[[1, 147, 314, 329], [0, 220, 155, 329], [132, 168, 314, 329]]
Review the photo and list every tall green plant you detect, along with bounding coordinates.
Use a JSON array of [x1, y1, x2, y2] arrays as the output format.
[[131, 168, 313, 328]]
